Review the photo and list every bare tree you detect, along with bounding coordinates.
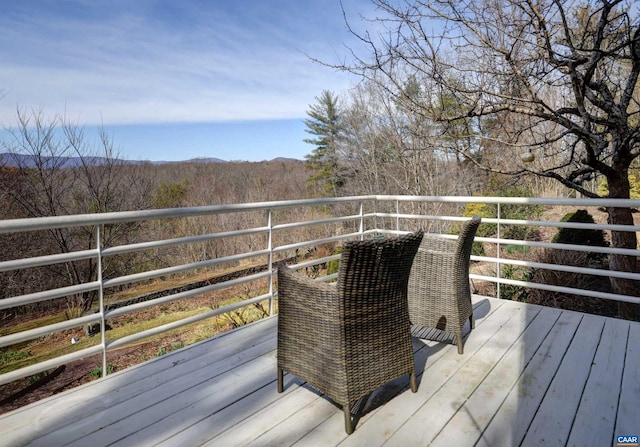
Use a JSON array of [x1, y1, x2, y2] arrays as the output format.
[[334, 0, 640, 318], [339, 79, 481, 197], [0, 108, 155, 312]]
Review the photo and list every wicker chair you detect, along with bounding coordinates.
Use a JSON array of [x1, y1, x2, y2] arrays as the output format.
[[407, 215, 481, 354], [276, 231, 423, 434]]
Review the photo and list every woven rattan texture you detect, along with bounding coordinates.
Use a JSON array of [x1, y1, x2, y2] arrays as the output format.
[[408, 215, 481, 354], [276, 231, 423, 433]]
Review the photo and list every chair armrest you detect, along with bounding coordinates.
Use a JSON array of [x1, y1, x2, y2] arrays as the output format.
[[276, 265, 344, 382], [276, 264, 341, 329]]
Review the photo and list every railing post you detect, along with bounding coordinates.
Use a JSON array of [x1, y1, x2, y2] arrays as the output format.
[[96, 224, 107, 377], [396, 200, 400, 232], [267, 209, 274, 315], [358, 202, 364, 240], [496, 203, 501, 299]]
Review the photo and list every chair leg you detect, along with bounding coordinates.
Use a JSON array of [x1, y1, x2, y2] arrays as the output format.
[[277, 367, 284, 393], [410, 370, 417, 393], [470, 313, 475, 329], [344, 405, 353, 434], [456, 332, 464, 354]]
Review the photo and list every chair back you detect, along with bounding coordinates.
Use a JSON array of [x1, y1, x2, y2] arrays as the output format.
[[455, 214, 482, 290], [336, 231, 423, 307]]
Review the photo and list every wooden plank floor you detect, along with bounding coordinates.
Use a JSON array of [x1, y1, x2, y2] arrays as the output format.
[[1, 297, 638, 447]]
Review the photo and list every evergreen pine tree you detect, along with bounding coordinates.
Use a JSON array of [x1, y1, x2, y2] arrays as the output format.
[[303, 90, 345, 196]]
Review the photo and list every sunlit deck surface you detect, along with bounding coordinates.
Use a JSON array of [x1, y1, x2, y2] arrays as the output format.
[[1, 296, 638, 447]]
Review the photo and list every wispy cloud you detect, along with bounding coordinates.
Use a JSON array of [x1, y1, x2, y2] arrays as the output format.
[[0, 0, 367, 127]]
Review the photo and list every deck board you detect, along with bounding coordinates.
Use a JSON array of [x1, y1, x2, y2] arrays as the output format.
[[385, 300, 532, 446], [428, 306, 562, 446], [521, 314, 605, 447], [1, 297, 638, 447], [567, 317, 629, 447], [476, 309, 582, 447], [616, 321, 640, 436]]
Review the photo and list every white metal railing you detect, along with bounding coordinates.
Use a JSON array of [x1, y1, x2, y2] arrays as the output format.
[[1, 195, 639, 388]]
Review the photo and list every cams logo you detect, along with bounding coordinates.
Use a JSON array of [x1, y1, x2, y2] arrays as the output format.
[[617, 435, 639, 446]]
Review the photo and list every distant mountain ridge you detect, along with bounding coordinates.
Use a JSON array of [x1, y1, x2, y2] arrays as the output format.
[[0, 153, 301, 168], [0, 152, 97, 168], [150, 157, 228, 165]]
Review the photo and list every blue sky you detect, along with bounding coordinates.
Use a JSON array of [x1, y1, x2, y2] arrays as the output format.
[[0, 0, 375, 162]]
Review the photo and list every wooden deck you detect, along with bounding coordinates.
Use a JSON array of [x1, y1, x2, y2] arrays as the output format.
[[1, 297, 638, 447]]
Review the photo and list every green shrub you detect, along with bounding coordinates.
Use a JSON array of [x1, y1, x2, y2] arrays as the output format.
[[460, 200, 495, 238], [326, 246, 342, 276], [90, 363, 115, 379], [461, 187, 543, 240], [552, 210, 608, 262], [0, 349, 31, 364], [462, 202, 488, 220], [499, 264, 532, 301], [471, 241, 485, 257], [505, 245, 529, 255], [29, 371, 49, 384], [90, 366, 101, 379]]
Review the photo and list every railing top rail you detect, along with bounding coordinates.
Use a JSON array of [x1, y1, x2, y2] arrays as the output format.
[[2, 195, 640, 233], [373, 195, 640, 208], [0, 196, 378, 233]]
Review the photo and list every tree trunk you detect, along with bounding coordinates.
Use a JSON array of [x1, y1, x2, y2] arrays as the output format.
[[606, 205, 640, 320]]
